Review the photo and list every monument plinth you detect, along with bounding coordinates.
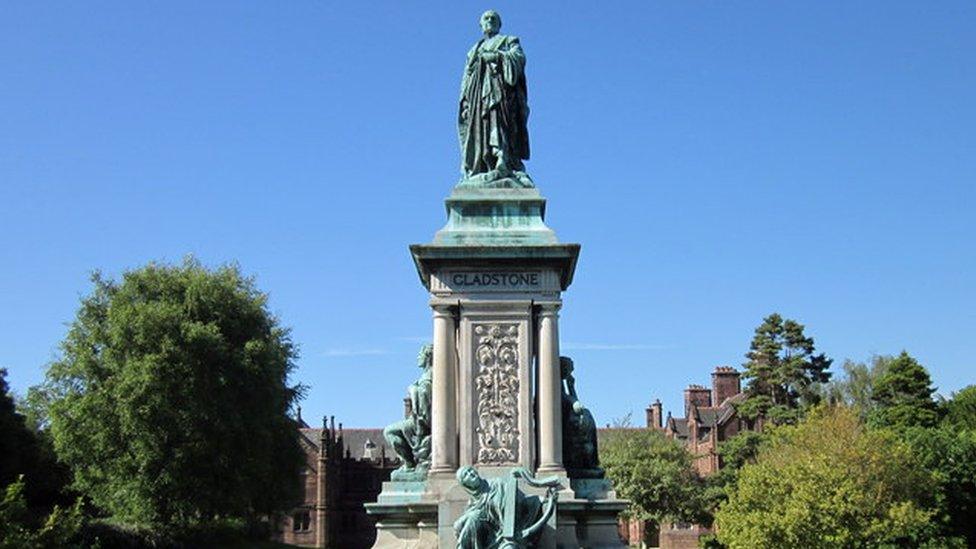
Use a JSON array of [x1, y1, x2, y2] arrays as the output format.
[[433, 187, 558, 246], [366, 10, 626, 549]]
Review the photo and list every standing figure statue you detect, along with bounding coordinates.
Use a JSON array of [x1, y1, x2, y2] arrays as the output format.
[[454, 466, 560, 549], [384, 344, 433, 480], [560, 357, 604, 478], [458, 10, 533, 188]]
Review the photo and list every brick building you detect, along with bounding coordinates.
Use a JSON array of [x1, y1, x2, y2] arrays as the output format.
[[274, 413, 398, 548], [652, 366, 745, 476], [621, 366, 750, 548]]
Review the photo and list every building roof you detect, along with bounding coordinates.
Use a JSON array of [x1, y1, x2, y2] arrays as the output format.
[[668, 417, 690, 438], [695, 407, 720, 427], [300, 428, 394, 460]]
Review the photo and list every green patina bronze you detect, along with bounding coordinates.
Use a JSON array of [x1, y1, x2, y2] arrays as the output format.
[[560, 357, 605, 479], [454, 466, 561, 549], [458, 10, 533, 189], [433, 187, 557, 246], [383, 344, 433, 481]]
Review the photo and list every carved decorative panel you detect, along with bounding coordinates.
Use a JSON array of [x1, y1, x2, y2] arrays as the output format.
[[473, 323, 520, 464]]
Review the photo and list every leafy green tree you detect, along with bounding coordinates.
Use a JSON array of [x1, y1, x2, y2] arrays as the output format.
[[943, 385, 976, 431], [0, 370, 71, 514], [738, 313, 832, 425], [600, 428, 708, 539], [17, 384, 55, 433], [714, 406, 950, 548], [868, 351, 940, 429], [0, 476, 84, 549], [819, 355, 892, 419], [899, 426, 976, 547], [0, 369, 37, 493], [703, 431, 766, 512], [42, 259, 305, 529]]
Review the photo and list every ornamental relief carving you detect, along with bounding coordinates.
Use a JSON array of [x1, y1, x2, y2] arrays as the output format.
[[473, 323, 520, 464]]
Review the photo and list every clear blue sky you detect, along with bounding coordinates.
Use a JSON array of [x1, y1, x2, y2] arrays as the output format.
[[2, 2, 973, 428]]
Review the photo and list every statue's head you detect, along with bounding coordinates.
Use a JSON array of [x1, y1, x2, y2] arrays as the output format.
[[560, 356, 574, 378], [480, 10, 501, 36], [417, 343, 434, 369], [456, 465, 484, 492]]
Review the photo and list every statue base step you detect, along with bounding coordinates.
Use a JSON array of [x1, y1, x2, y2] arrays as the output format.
[[366, 476, 628, 549], [433, 187, 558, 246]]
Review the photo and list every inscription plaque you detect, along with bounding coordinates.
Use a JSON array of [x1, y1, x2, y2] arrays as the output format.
[[431, 269, 559, 294]]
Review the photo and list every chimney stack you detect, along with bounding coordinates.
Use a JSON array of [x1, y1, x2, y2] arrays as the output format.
[[711, 366, 741, 406], [684, 384, 712, 416], [645, 398, 663, 429]]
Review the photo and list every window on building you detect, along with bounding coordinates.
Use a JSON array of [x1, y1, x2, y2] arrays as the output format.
[[292, 511, 311, 532]]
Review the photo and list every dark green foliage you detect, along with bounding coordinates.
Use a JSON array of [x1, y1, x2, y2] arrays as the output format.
[[703, 431, 767, 513], [868, 351, 940, 429], [943, 385, 976, 431], [42, 259, 305, 529], [899, 426, 976, 547], [76, 516, 265, 548], [0, 476, 85, 549], [600, 428, 708, 532], [738, 313, 832, 425], [0, 370, 72, 515], [1, 368, 80, 547], [716, 431, 764, 471], [0, 369, 36, 493]]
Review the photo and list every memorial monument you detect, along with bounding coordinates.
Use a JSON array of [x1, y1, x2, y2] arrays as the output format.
[[365, 10, 627, 548]]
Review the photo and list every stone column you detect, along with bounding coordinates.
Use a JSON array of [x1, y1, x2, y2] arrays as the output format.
[[537, 303, 564, 473], [430, 304, 458, 474]]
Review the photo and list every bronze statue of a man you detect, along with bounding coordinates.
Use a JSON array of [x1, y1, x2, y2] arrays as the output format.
[[384, 344, 433, 480], [560, 356, 604, 478], [458, 10, 532, 188]]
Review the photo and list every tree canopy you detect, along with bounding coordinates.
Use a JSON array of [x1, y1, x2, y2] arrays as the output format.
[[738, 313, 832, 425], [819, 355, 892, 419], [943, 385, 976, 431], [869, 351, 940, 429], [899, 426, 976, 547], [600, 428, 708, 532], [0, 369, 37, 494], [40, 259, 305, 528], [714, 406, 946, 548]]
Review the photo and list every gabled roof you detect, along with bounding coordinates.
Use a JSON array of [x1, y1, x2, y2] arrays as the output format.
[[300, 428, 394, 460], [695, 408, 720, 427], [668, 417, 689, 439]]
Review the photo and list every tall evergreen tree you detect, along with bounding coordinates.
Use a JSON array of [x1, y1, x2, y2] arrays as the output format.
[[738, 313, 832, 425], [869, 351, 940, 429]]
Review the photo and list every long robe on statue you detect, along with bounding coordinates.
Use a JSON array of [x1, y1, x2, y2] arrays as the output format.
[[458, 33, 530, 176], [454, 476, 542, 549]]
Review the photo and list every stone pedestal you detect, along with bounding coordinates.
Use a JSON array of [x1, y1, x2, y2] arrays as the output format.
[[366, 185, 626, 548]]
